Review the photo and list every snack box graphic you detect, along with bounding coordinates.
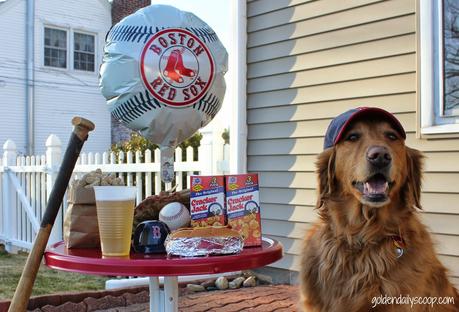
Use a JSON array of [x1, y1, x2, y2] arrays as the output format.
[[190, 175, 226, 227], [225, 173, 262, 247]]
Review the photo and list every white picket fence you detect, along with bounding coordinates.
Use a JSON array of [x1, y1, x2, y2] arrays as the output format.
[[0, 131, 229, 252]]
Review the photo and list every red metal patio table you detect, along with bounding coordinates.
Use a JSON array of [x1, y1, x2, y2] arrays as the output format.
[[44, 237, 283, 312]]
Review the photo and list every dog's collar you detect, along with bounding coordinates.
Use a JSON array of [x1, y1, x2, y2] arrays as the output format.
[[392, 235, 406, 258]]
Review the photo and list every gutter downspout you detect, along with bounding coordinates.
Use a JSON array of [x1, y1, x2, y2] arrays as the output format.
[[25, 0, 35, 154], [230, 0, 247, 173]]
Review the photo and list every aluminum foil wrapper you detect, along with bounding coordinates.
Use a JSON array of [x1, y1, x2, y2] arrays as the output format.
[[99, 5, 227, 182], [165, 236, 244, 257]]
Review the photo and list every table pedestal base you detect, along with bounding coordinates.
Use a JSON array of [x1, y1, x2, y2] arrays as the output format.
[[149, 276, 178, 312]]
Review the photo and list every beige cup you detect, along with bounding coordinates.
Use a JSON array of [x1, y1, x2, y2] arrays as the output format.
[[93, 186, 137, 257]]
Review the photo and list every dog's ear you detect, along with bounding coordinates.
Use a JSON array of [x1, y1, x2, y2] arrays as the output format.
[[405, 147, 424, 209], [316, 147, 336, 207]]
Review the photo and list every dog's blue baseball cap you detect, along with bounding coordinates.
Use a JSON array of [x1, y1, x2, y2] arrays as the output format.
[[323, 107, 406, 149]]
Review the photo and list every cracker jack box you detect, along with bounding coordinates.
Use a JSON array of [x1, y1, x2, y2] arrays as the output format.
[[225, 173, 262, 247], [190, 176, 226, 227]]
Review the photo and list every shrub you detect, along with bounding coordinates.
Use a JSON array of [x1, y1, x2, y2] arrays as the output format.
[[110, 132, 203, 162], [222, 128, 229, 144]]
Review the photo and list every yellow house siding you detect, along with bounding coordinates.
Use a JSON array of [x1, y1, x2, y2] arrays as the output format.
[[248, 54, 415, 93], [248, 0, 381, 32], [248, 1, 413, 48], [247, 0, 315, 18], [248, 15, 415, 63], [249, 35, 415, 80], [246, 0, 459, 284]]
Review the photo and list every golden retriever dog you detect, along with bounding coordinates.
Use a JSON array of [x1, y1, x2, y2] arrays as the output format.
[[300, 108, 459, 312]]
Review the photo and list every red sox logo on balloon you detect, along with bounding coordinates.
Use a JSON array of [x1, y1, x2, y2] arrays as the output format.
[[140, 28, 215, 107]]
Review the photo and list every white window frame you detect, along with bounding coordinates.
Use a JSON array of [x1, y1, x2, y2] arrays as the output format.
[[419, 0, 459, 135], [43, 25, 69, 71], [42, 24, 98, 75], [230, 0, 247, 173], [72, 30, 97, 73]]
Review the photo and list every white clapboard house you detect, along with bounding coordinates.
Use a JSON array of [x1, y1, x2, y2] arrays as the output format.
[[0, 0, 112, 154]]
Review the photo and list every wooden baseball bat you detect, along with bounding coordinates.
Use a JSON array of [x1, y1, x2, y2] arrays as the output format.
[[8, 117, 95, 312]]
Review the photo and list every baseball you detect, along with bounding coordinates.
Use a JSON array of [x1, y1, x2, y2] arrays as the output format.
[[159, 202, 191, 231]]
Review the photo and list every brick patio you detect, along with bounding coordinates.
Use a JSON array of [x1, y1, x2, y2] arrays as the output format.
[[0, 285, 298, 312], [178, 285, 297, 312]]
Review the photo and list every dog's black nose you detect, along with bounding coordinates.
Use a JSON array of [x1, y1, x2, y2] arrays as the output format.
[[366, 146, 391, 168]]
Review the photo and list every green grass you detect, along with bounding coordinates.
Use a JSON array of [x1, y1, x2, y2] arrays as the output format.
[[0, 250, 108, 300]]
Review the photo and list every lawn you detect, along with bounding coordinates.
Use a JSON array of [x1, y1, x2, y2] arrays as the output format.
[[0, 249, 108, 300]]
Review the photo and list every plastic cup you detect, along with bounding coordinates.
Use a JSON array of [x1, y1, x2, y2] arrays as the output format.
[[93, 186, 137, 257]]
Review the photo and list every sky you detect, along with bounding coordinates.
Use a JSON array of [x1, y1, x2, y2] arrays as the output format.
[[152, 0, 233, 130], [151, 0, 231, 50]]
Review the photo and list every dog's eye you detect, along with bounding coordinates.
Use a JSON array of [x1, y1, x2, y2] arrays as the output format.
[[346, 133, 360, 142], [386, 132, 398, 141]]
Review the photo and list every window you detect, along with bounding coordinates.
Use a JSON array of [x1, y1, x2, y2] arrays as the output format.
[[43, 26, 97, 73], [443, 0, 459, 117], [74, 32, 95, 72], [44, 27, 67, 68], [419, 0, 459, 135]]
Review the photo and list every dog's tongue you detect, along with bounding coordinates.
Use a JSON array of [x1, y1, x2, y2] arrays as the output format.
[[364, 176, 388, 195]]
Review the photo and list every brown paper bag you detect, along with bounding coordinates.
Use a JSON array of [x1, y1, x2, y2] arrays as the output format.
[[63, 184, 100, 248]]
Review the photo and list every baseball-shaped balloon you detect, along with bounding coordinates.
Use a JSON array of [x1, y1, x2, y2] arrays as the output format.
[[100, 5, 227, 182], [159, 202, 191, 231]]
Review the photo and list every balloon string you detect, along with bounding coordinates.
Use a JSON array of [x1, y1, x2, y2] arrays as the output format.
[[163, 183, 178, 193]]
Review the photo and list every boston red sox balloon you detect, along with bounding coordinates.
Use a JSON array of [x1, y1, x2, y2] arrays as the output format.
[[100, 5, 227, 182]]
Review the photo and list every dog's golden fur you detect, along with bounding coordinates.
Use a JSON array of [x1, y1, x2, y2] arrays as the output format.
[[300, 119, 459, 312]]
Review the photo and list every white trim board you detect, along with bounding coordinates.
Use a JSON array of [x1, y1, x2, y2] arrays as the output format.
[[419, 0, 459, 135]]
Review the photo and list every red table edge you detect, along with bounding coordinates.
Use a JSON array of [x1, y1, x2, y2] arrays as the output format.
[[44, 237, 283, 277]]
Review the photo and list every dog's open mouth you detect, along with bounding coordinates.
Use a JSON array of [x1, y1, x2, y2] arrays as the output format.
[[353, 173, 392, 203]]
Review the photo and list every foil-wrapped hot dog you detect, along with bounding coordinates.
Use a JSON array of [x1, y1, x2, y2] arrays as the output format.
[[165, 227, 243, 257]]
